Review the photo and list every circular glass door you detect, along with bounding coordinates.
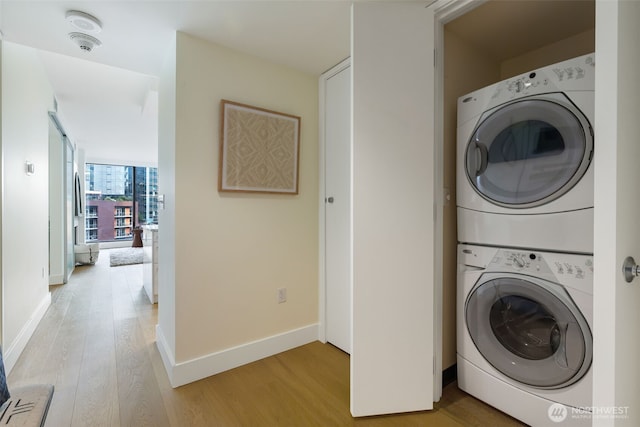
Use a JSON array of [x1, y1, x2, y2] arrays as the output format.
[[466, 273, 592, 389], [465, 93, 593, 208]]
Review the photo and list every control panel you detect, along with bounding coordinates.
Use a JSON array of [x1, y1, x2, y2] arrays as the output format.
[[490, 53, 595, 104], [460, 244, 593, 296], [490, 250, 547, 275], [456, 53, 595, 127], [488, 249, 593, 283]]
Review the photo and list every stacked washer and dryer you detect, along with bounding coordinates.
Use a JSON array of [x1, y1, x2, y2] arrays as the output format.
[[456, 53, 595, 426]]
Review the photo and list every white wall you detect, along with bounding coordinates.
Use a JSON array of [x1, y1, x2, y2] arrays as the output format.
[[157, 32, 319, 386], [1, 42, 52, 370]]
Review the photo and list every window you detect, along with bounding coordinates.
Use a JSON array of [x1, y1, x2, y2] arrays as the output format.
[[85, 163, 158, 243]]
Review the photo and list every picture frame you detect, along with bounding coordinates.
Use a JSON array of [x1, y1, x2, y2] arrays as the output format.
[[219, 99, 301, 194]]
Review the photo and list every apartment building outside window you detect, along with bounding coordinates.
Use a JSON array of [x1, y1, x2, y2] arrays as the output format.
[[85, 163, 158, 243]]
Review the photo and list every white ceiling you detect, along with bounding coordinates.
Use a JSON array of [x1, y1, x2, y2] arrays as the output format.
[[0, 1, 352, 165]]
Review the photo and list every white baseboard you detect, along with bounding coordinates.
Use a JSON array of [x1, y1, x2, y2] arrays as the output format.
[[4, 292, 52, 374], [156, 323, 319, 388], [155, 325, 176, 384]]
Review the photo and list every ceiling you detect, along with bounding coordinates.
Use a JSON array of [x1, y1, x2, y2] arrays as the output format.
[[0, 1, 352, 165], [0, 1, 595, 167]]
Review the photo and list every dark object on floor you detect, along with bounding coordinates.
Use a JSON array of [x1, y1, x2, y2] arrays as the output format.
[[0, 348, 53, 427], [132, 227, 143, 248], [442, 364, 457, 387]]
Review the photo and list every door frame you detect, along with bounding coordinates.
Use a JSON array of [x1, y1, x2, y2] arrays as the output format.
[[318, 57, 350, 345], [430, 0, 485, 399]]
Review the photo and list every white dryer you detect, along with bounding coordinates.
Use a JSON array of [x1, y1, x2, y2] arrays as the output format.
[[457, 53, 595, 254], [457, 244, 593, 426]]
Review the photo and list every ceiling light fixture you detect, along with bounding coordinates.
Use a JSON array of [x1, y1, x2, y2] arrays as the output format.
[[66, 10, 102, 34], [69, 32, 102, 52]]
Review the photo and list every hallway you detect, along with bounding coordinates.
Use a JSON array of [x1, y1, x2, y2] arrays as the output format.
[[9, 249, 169, 426]]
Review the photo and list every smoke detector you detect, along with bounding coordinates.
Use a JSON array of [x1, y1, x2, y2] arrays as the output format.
[[69, 32, 102, 52], [66, 10, 102, 34]]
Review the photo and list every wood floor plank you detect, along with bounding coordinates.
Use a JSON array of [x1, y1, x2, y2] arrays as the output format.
[[114, 317, 170, 427], [39, 305, 88, 427], [71, 261, 120, 427]]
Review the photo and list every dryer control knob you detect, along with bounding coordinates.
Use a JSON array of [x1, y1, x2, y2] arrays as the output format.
[[513, 254, 526, 268], [515, 80, 524, 92]]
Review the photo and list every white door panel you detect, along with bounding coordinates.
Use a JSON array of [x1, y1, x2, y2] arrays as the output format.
[[593, 1, 640, 425], [351, 2, 435, 417], [325, 62, 351, 354]]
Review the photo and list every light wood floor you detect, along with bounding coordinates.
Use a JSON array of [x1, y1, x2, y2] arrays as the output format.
[[8, 248, 525, 427]]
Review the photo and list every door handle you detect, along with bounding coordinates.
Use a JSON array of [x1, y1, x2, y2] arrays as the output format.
[[623, 256, 640, 283], [466, 143, 488, 177], [326, 197, 334, 203], [476, 143, 489, 175]]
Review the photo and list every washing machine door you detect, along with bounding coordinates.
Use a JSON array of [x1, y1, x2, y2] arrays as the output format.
[[466, 273, 592, 389], [465, 92, 593, 208]]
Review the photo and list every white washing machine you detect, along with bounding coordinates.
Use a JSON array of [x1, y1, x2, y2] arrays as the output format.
[[457, 244, 593, 426], [457, 53, 595, 254]]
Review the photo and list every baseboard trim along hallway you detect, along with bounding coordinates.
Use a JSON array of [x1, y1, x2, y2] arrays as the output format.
[[156, 323, 319, 388], [5, 292, 51, 373]]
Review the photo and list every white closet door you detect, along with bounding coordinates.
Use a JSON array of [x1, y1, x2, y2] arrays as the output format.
[[324, 62, 352, 354], [351, 2, 435, 417], [593, 1, 640, 424]]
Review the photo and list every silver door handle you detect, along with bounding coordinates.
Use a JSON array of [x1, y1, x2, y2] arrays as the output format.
[[623, 256, 640, 283], [326, 197, 334, 203]]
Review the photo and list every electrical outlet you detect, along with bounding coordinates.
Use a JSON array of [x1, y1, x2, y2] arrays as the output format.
[[277, 287, 287, 304]]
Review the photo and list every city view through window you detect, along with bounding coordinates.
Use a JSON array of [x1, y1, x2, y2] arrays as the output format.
[[85, 163, 158, 243]]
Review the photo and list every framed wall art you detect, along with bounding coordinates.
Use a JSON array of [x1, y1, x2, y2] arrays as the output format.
[[219, 100, 301, 194]]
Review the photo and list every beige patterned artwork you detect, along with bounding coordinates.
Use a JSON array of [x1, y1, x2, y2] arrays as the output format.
[[219, 100, 301, 194]]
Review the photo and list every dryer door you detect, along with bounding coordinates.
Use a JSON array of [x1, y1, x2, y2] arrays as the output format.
[[465, 273, 592, 389], [465, 92, 593, 208]]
